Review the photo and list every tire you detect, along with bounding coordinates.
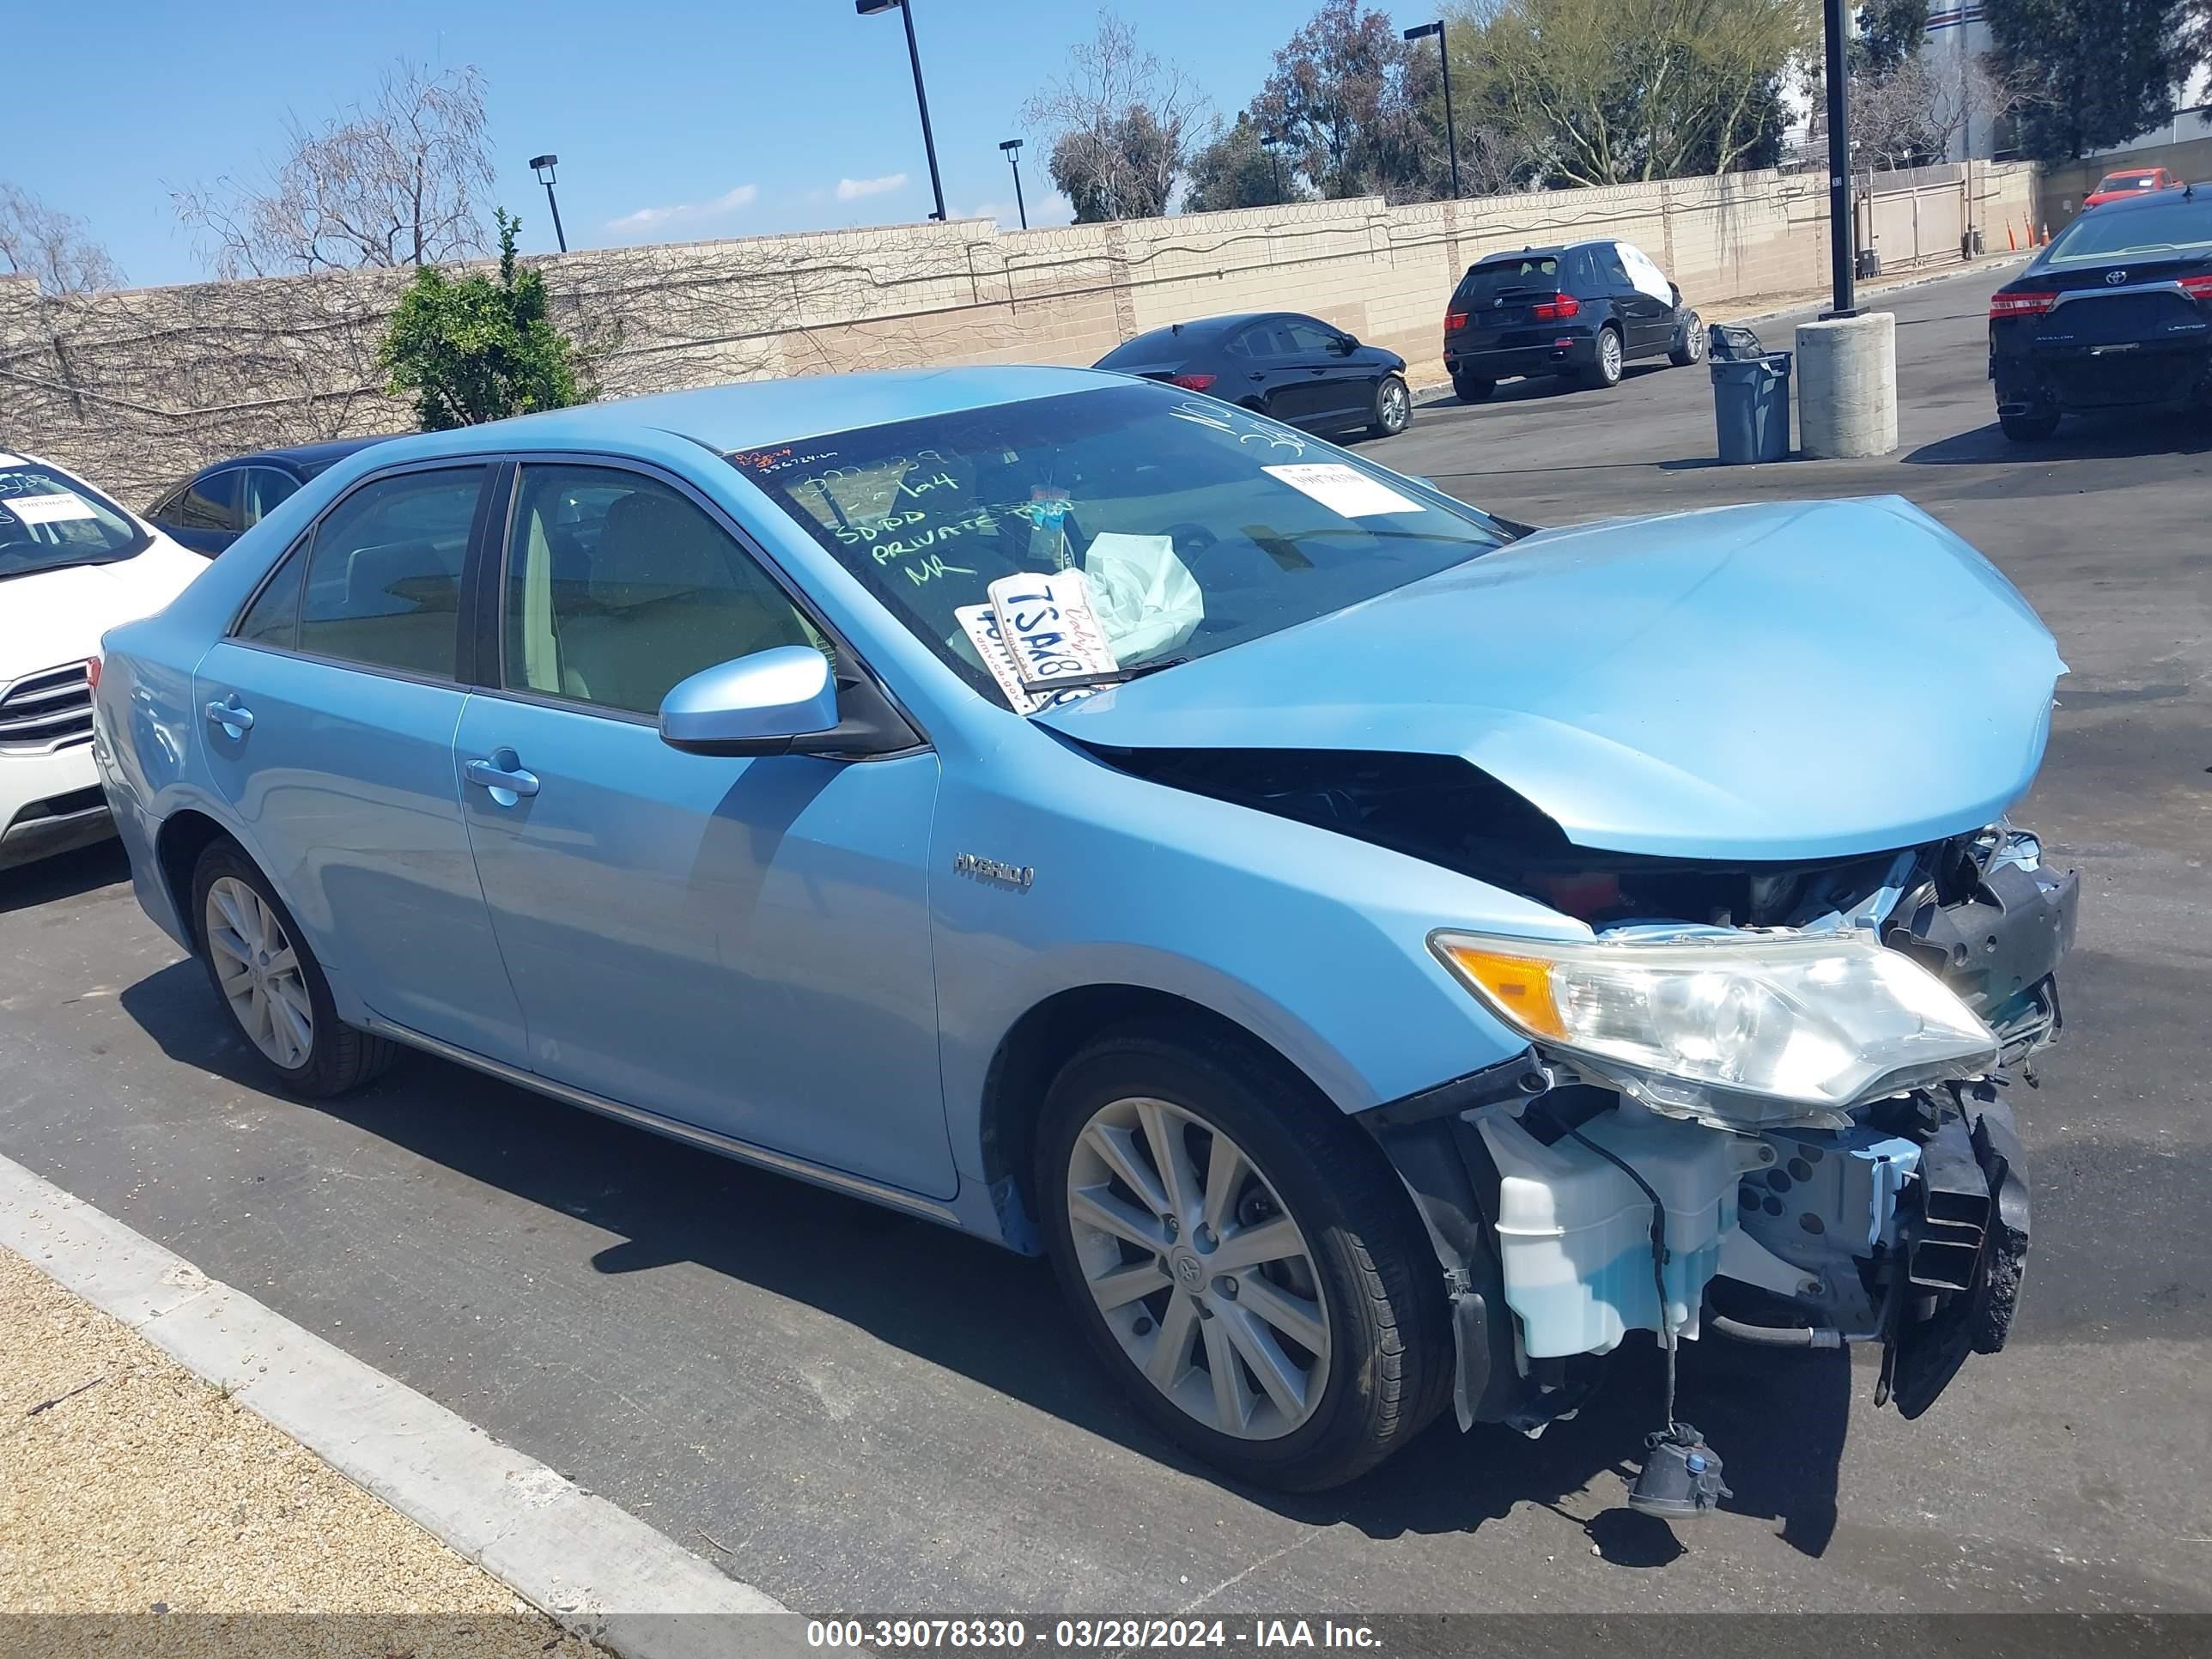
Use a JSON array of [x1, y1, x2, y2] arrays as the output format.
[[190, 840, 398, 1098], [1583, 325, 1625, 390], [1036, 1024, 1450, 1491], [1999, 408, 2060, 442], [1453, 375, 1495, 404], [1668, 311, 1705, 368], [1368, 374, 1413, 437]]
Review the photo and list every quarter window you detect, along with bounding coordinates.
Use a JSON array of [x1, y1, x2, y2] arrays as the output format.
[[234, 541, 308, 649], [501, 465, 823, 718], [296, 467, 484, 679]]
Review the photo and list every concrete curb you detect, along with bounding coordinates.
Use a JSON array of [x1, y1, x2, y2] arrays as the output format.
[[0, 1150, 805, 1659]]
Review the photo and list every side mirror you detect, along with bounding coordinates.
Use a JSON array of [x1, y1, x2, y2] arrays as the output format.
[[1332, 333, 1358, 355], [659, 646, 839, 757]]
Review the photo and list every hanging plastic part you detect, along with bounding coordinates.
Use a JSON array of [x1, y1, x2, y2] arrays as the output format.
[[1628, 1423, 1733, 1518], [1554, 1115, 1734, 1520]]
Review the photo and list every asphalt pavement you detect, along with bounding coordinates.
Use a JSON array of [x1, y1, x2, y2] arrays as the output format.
[[3, 261, 2208, 1615]]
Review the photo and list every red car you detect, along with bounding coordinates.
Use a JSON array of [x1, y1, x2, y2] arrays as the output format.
[[2083, 167, 2180, 208]]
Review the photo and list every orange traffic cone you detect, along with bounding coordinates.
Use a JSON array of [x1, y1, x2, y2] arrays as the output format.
[[2007, 221, 2017, 251]]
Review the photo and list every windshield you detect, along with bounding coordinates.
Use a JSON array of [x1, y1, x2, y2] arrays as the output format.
[[2047, 197, 2212, 264], [0, 454, 149, 582], [730, 382, 1511, 708], [2094, 173, 2157, 193]]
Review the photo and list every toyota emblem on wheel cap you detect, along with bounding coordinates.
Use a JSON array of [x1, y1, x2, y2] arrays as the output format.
[[2107, 269, 2129, 284]]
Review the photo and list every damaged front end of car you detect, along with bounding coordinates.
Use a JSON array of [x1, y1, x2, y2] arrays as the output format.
[[1104, 744, 2074, 1512]]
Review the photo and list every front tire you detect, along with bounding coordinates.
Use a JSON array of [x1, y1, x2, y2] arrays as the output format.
[[191, 841, 398, 1097], [1036, 1024, 1449, 1491], [1583, 325, 1625, 389], [1368, 374, 1413, 437]]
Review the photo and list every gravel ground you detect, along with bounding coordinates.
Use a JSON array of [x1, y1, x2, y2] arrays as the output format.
[[0, 1244, 603, 1656]]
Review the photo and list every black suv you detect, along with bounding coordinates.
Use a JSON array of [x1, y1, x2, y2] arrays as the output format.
[[1444, 240, 1703, 401]]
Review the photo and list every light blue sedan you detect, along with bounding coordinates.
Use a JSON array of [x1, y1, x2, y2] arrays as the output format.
[[92, 368, 2074, 1501]]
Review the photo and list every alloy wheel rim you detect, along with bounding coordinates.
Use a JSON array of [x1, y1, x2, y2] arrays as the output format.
[[1602, 332, 1622, 378], [1066, 1097, 1331, 1440], [1688, 326, 1705, 362], [1382, 381, 1409, 428], [205, 877, 313, 1069]]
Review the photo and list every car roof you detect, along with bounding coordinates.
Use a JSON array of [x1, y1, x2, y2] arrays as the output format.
[[1474, 245, 1568, 265], [210, 435, 398, 474], [2086, 180, 2203, 211], [352, 365, 1135, 465]]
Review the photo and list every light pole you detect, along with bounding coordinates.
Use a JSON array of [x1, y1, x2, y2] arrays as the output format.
[[1403, 21, 1461, 199], [529, 154, 568, 253], [856, 0, 947, 223], [1820, 0, 1855, 316], [1261, 131, 1285, 205], [999, 138, 1028, 229]]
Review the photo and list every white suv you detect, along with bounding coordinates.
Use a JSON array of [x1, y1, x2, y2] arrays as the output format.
[[3, 448, 206, 870]]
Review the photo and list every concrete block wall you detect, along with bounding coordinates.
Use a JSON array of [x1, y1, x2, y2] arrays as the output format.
[[1, 163, 2036, 501]]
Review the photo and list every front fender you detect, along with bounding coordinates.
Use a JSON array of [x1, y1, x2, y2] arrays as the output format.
[[929, 734, 1586, 1185]]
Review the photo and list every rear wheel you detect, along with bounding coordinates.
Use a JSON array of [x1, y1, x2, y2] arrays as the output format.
[[1369, 374, 1413, 437], [191, 841, 398, 1097], [1036, 1024, 1449, 1491], [1999, 408, 2060, 442], [1583, 326, 1625, 390], [1453, 375, 1495, 404], [1668, 311, 1705, 368]]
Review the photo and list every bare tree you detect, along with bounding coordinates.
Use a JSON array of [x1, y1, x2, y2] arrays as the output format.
[[1023, 11, 1211, 221], [0, 182, 123, 295], [173, 60, 495, 277], [1850, 51, 2033, 169]]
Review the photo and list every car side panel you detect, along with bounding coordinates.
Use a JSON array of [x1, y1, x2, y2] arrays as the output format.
[[925, 728, 1588, 1189]]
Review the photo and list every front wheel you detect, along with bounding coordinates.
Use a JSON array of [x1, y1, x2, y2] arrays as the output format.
[[1368, 374, 1413, 437], [191, 841, 398, 1097], [1583, 326, 1625, 390], [1036, 1026, 1449, 1491]]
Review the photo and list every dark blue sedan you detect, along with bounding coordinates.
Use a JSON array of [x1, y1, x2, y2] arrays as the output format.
[[146, 435, 395, 556], [1094, 312, 1413, 439]]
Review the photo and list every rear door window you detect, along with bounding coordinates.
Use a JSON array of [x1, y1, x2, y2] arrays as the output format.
[[240, 467, 301, 529], [179, 469, 240, 532], [296, 468, 487, 680]]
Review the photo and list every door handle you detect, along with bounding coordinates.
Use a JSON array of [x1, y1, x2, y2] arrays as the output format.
[[1249, 372, 1267, 381], [204, 698, 254, 735], [464, 756, 541, 799]]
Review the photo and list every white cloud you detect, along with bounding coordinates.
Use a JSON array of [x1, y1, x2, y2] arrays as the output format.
[[606, 183, 759, 234], [835, 173, 909, 202]]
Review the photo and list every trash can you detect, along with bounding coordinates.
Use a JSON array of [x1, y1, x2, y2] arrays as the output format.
[[1706, 323, 1791, 465]]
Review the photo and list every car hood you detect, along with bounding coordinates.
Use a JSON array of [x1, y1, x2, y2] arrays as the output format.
[[0, 540, 205, 679], [1038, 496, 2066, 861]]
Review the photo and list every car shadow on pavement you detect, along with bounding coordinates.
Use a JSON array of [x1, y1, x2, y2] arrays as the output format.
[[1906, 410, 2212, 465], [116, 953, 1848, 1561], [0, 840, 131, 917]]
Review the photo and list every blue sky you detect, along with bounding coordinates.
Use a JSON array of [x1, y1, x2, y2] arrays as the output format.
[[3, 1, 1428, 289]]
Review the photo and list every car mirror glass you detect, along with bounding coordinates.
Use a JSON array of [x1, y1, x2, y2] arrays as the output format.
[[659, 646, 838, 757]]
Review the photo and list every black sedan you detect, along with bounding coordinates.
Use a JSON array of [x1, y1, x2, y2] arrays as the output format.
[[1989, 183, 2212, 441], [145, 434, 393, 556], [1444, 239, 1703, 400], [1094, 313, 1413, 439]]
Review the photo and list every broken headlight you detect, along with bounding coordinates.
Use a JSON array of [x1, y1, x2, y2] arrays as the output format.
[[1429, 928, 1999, 1129]]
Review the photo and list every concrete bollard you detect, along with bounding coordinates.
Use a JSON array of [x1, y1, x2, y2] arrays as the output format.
[[1795, 311, 1899, 459]]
